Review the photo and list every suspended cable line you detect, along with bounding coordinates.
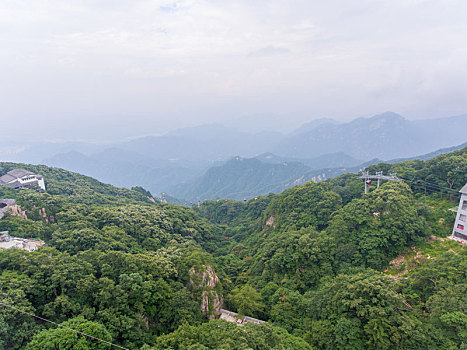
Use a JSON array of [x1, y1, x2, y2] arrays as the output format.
[[400, 176, 460, 194], [404, 181, 457, 193], [0, 301, 129, 350]]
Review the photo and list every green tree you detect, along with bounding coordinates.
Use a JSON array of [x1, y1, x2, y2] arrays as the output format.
[[269, 288, 308, 333], [305, 272, 427, 350], [255, 228, 335, 291], [328, 182, 426, 269], [229, 284, 265, 317], [0, 288, 41, 350], [25, 317, 113, 350], [263, 181, 342, 231], [152, 320, 312, 350]]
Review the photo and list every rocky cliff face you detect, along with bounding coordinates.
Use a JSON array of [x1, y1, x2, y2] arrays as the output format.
[[8, 205, 28, 220], [189, 265, 223, 319], [3, 203, 53, 223], [265, 216, 275, 227]]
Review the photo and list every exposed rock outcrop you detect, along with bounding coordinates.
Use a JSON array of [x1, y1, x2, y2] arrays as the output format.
[[265, 216, 275, 227], [38, 208, 47, 219], [1, 201, 53, 223], [8, 205, 28, 220], [189, 265, 223, 319]]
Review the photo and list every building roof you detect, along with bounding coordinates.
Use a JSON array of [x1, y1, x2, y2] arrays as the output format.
[[0, 174, 16, 184], [0, 168, 45, 190], [7, 169, 35, 178], [7, 181, 22, 188], [0, 233, 46, 252], [0, 199, 16, 206], [0, 169, 39, 186], [460, 183, 467, 195], [219, 309, 266, 324]]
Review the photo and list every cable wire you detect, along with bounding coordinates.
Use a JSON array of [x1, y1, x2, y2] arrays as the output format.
[[401, 177, 460, 194], [0, 301, 129, 350]]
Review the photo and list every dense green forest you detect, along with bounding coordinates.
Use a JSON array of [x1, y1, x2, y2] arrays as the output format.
[[0, 147, 466, 349]]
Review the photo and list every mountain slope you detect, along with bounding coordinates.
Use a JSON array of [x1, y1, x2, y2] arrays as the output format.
[[5, 112, 467, 201], [168, 142, 467, 202], [255, 151, 363, 169], [0, 161, 153, 204], [169, 156, 311, 201], [121, 124, 282, 161], [274, 112, 467, 159], [388, 141, 467, 163], [1, 149, 466, 349], [42, 149, 203, 195]]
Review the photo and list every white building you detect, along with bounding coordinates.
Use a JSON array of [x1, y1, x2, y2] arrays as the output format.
[[451, 183, 467, 243], [0, 169, 45, 191]]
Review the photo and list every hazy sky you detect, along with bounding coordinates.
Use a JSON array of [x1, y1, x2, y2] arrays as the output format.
[[1, 0, 467, 141]]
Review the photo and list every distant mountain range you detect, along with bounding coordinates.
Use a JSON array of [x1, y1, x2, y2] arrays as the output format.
[[4, 112, 467, 198], [42, 149, 204, 193], [388, 141, 467, 163], [272, 112, 467, 159], [255, 151, 363, 168], [168, 141, 467, 202], [121, 124, 282, 161]]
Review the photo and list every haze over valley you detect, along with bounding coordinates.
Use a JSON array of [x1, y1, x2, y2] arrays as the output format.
[[4, 111, 466, 202]]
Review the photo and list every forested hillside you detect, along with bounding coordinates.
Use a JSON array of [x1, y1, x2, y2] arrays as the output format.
[[166, 142, 467, 203], [169, 156, 311, 201], [7, 113, 467, 199], [1, 147, 466, 349], [0, 162, 152, 205]]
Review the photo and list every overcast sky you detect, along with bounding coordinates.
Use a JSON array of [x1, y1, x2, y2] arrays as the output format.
[[1, 0, 467, 141]]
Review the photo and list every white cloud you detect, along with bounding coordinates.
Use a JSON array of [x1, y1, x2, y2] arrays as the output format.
[[1, 0, 467, 139]]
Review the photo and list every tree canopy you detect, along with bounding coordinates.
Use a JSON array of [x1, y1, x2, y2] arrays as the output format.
[[1, 147, 466, 349]]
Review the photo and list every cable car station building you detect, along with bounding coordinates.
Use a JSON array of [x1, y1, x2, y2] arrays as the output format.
[[451, 183, 467, 243]]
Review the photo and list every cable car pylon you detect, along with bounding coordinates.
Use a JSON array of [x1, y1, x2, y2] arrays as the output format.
[[359, 171, 402, 194]]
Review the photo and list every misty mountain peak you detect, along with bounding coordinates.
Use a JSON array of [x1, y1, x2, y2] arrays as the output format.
[[363, 112, 406, 131], [371, 111, 405, 123], [291, 118, 337, 136]]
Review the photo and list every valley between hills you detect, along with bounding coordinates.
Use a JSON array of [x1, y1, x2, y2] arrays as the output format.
[[0, 145, 466, 349]]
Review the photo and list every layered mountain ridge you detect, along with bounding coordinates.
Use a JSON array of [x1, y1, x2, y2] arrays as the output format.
[[4, 112, 467, 199]]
